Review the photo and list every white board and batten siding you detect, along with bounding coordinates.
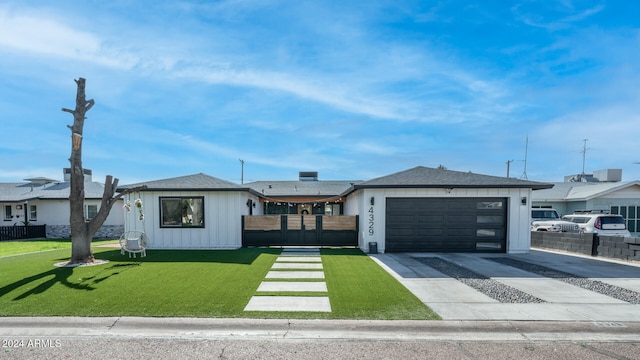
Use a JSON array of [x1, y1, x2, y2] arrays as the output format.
[[123, 190, 260, 250], [345, 187, 533, 254]]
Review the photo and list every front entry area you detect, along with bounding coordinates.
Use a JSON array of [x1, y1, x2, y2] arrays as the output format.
[[242, 215, 358, 247], [385, 197, 507, 253]]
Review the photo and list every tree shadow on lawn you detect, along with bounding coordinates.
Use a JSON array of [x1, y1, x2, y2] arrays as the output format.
[[1, 248, 282, 301], [0, 262, 140, 301], [95, 247, 282, 265]]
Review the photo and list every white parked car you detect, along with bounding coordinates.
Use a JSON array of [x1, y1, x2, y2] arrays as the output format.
[[531, 209, 580, 232], [562, 211, 631, 237]]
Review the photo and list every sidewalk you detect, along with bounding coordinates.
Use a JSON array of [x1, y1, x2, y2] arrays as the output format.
[[2, 316, 640, 342]]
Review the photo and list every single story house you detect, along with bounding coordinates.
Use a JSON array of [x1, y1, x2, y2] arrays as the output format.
[[531, 169, 640, 235], [0, 168, 124, 239], [120, 166, 552, 254]]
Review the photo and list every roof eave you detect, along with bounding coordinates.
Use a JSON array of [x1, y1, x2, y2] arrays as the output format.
[[352, 184, 553, 190]]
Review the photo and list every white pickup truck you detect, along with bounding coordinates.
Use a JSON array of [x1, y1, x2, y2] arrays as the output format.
[[531, 209, 580, 232]]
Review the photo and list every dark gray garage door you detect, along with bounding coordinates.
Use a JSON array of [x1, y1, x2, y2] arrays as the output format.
[[385, 197, 507, 253]]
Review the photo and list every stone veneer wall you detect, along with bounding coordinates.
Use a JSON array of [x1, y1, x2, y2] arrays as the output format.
[[531, 231, 640, 262], [46, 225, 124, 239]]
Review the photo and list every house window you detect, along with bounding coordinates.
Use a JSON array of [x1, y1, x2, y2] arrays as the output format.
[[263, 202, 298, 215], [160, 197, 205, 228], [4, 205, 12, 221], [324, 203, 342, 216], [612, 205, 639, 233], [85, 204, 98, 220], [29, 205, 37, 221]]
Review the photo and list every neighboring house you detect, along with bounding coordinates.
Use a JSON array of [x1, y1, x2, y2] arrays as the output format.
[[121, 167, 552, 254], [0, 168, 124, 238], [531, 169, 640, 235]]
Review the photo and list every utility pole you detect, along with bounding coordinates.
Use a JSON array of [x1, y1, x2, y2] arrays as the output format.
[[520, 136, 528, 180], [506, 160, 514, 178], [239, 159, 244, 184], [581, 139, 589, 179]]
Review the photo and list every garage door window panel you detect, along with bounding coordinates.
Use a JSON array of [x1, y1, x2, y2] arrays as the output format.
[[477, 215, 504, 224], [477, 201, 503, 209]]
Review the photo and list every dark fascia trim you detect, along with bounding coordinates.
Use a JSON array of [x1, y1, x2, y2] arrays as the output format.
[[117, 187, 263, 197], [341, 183, 553, 197]]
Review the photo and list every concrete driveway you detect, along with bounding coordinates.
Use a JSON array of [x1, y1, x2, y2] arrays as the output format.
[[371, 249, 640, 321]]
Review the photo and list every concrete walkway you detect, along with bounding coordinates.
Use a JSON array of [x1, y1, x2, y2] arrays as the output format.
[[244, 248, 331, 312], [371, 249, 640, 321]]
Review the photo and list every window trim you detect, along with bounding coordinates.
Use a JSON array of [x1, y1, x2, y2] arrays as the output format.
[[84, 204, 98, 221], [4, 205, 12, 221], [159, 196, 205, 228], [29, 205, 37, 221]]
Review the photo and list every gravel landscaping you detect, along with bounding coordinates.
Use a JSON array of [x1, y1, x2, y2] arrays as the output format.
[[488, 257, 640, 304], [415, 257, 545, 303]]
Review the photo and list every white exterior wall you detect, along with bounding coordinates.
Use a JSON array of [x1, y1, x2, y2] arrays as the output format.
[[123, 191, 259, 250], [1, 199, 123, 226], [346, 187, 533, 254]]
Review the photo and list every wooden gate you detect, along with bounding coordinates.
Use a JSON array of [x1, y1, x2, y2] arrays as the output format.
[[242, 215, 358, 247]]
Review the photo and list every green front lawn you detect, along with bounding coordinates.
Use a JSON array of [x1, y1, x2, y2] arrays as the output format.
[[0, 239, 117, 257], [0, 245, 439, 320]]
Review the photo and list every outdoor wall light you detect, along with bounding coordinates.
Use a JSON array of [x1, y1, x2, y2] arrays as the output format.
[[370, 197, 375, 206], [521, 197, 527, 206]]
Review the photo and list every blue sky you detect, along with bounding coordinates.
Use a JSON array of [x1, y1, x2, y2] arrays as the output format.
[[1, 1, 639, 185]]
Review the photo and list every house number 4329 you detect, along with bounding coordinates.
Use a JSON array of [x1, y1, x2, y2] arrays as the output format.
[[368, 206, 374, 235]]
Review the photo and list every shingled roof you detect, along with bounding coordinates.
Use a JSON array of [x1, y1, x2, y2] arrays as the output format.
[[0, 181, 109, 201], [532, 180, 640, 202], [118, 173, 258, 193], [342, 166, 553, 195]]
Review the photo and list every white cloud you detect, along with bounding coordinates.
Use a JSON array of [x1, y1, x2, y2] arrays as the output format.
[[0, 8, 137, 69]]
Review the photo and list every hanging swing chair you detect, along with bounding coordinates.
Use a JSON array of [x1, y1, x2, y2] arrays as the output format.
[[120, 195, 149, 258]]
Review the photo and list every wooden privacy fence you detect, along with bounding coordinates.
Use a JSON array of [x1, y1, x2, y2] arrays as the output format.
[[242, 215, 358, 247], [0, 225, 47, 241]]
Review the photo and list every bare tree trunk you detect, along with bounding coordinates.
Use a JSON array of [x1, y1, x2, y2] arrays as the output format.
[[62, 78, 145, 264]]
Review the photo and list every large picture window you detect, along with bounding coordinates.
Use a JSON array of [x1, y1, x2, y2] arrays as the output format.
[[160, 197, 205, 228]]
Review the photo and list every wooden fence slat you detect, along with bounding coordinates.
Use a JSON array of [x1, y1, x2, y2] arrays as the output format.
[[244, 216, 281, 230]]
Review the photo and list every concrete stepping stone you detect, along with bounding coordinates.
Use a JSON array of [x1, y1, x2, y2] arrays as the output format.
[[244, 296, 331, 312], [281, 247, 320, 252], [276, 256, 321, 263], [279, 251, 320, 256], [271, 263, 323, 269], [266, 271, 324, 279], [257, 281, 327, 292]]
